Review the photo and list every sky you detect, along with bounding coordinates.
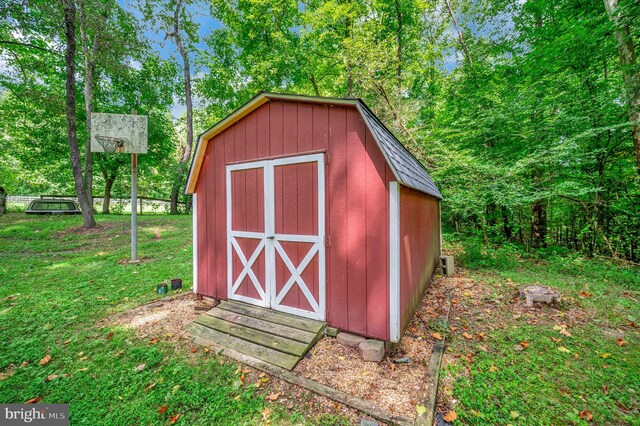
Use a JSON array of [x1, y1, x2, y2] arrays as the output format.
[[120, 0, 222, 119]]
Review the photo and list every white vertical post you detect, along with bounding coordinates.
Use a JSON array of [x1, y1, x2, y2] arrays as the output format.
[[389, 181, 401, 343], [192, 193, 198, 294]]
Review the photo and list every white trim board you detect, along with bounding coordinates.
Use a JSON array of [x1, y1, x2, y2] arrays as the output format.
[[389, 181, 401, 342], [192, 193, 198, 294]]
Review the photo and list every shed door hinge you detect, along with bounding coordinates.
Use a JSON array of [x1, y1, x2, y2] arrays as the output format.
[[324, 235, 330, 247]]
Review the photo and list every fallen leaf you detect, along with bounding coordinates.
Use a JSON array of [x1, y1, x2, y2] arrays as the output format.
[[255, 381, 262, 389], [551, 337, 562, 343], [510, 411, 519, 419], [267, 392, 281, 401], [169, 414, 181, 424], [431, 332, 443, 341], [149, 338, 159, 345], [513, 344, 525, 351], [133, 363, 146, 372], [579, 291, 592, 298], [520, 341, 529, 348], [462, 332, 473, 339], [478, 345, 489, 352], [190, 347, 196, 353], [476, 332, 486, 340], [46, 374, 58, 381], [559, 328, 572, 337], [106, 331, 114, 340], [415, 404, 427, 415], [172, 384, 181, 394], [578, 410, 593, 421], [20, 361, 29, 368], [157, 405, 168, 415], [261, 377, 269, 383], [204, 347, 210, 353], [489, 365, 498, 372], [25, 397, 41, 404], [557, 347, 571, 353], [602, 385, 609, 395], [261, 407, 271, 422], [443, 410, 457, 422], [77, 367, 89, 372], [145, 382, 156, 392], [600, 353, 610, 358], [39, 355, 52, 366], [63, 340, 72, 345], [449, 326, 458, 331], [616, 338, 627, 347]]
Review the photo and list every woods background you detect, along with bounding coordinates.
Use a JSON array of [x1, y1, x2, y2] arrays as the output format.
[[1, 0, 639, 261]]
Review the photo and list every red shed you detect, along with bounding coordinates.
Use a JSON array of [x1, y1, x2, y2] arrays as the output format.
[[185, 93, 442, 343]]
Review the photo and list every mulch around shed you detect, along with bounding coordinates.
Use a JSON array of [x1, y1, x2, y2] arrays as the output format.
[[105, 281, 451, 422]]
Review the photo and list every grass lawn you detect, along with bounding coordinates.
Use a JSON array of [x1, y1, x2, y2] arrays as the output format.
[[438, 238, 640, 425], [0, 213, 308, 425]]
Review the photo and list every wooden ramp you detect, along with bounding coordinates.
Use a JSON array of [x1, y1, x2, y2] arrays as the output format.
[[187, 300, 325, 370]]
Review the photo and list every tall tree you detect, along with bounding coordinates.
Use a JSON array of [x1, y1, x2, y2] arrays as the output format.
[[63, 0, 95, 228], [603, 0, 640, 177], [166, 0, 194, 214]]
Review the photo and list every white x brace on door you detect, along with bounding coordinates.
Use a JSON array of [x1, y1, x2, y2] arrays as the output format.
[[226, 153, 326, 321]]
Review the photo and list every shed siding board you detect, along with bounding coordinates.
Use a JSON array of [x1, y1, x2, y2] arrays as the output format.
[[365, 125, 391, 339], [327, 106, 349, 331], [398, 186, 439, 334], [346, 109, 367, 335], [195, 100, 398, 341]]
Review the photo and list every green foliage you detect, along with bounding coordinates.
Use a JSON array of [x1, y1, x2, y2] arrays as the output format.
[[0, 214, 316, 424], [442, 235, 640, 424]]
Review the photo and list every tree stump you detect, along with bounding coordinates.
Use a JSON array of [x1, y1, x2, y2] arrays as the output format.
[[519, 285, 561, 307]]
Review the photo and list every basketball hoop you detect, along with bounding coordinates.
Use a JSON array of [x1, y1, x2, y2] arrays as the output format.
[[95, 136, 126, 154]]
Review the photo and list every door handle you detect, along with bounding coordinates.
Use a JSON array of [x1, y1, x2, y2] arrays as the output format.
[[267, 236, 275, 240]]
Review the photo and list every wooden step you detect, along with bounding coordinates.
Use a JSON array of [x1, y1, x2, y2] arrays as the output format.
[[194, 314, 309, 356], [217, 300, 324, 335], [187, 323, 299, 370], [206, 308, 317, 343], [188, 300, 326, 371]]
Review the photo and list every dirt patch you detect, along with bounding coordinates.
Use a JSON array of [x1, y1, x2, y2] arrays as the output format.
[[102, 292, 203, 343]]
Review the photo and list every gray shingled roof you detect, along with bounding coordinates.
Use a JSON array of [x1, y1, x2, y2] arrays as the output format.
[[356, 102, 442, 199]]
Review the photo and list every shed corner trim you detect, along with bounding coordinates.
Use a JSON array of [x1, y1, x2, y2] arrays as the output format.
[[389, 181, 401, 343]]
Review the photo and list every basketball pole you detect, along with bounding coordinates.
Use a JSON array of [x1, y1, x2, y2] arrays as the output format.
[[131, 109, 138, 263]]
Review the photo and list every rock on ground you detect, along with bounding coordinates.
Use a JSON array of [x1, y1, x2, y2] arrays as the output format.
[[519, 285, 561, 307]]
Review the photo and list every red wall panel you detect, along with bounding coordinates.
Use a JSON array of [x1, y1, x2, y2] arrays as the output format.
[[398, 187, 440, 334]]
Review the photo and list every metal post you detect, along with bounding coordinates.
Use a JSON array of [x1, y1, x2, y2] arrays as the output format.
[[131, 108, 138, 263], [131, 152, 138, 262]]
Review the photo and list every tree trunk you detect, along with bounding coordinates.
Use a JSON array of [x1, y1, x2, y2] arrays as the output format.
[[79, 0, 102, 213], [63, 0, 95, 229], [168, 0, 194, 215], [531, 199, 547, 248], [102, 170, 116, 214], [604, 0, 640, 177], [444, 0, 473, 66], [394, 0, 403, 89]]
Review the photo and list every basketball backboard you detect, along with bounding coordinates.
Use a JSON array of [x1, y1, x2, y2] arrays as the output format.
[[91, 113, 148, 154]]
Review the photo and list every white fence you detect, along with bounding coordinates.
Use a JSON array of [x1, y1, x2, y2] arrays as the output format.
[[7, 195, 186, 214]]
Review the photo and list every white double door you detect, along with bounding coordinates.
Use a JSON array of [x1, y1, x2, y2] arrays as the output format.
[[226, 153, 325, 321]]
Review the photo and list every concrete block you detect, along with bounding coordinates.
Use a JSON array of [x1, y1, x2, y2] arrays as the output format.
[[336, 332, 366, 348], [359, 339, 385, 362]]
